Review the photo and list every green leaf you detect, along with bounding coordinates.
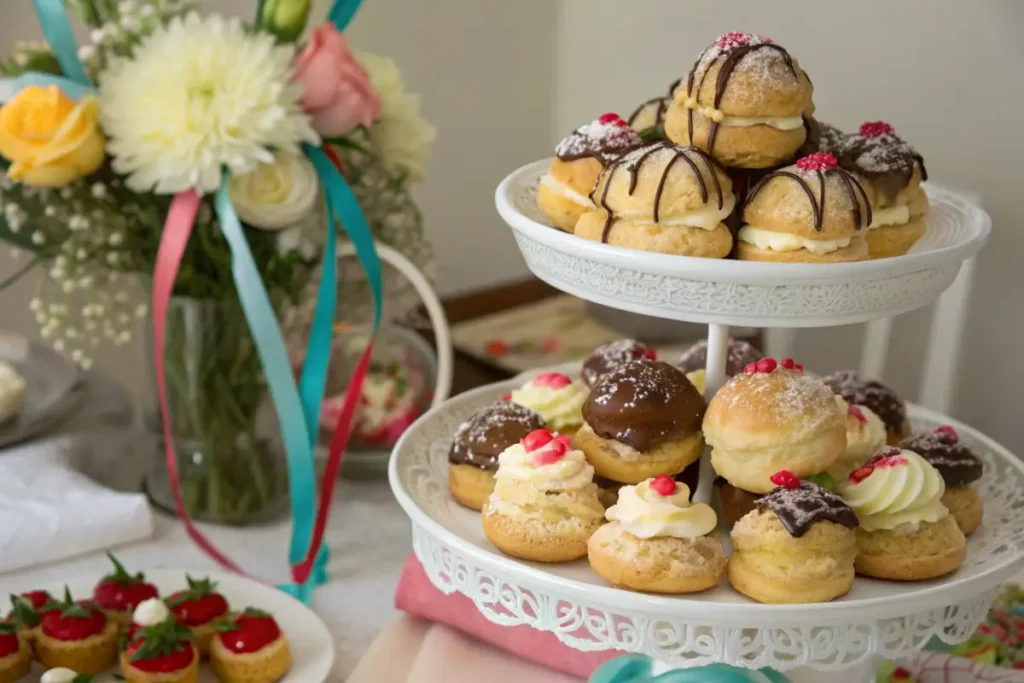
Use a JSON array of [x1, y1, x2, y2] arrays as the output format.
[[74, 675, 95, 683], [8, 595, 40, 628], [104, 551, 144, 584], [805, 472, 838, 491], [62, 585, 74, 605], [0, 621, 18, 635], [129, 618, 193, 662]]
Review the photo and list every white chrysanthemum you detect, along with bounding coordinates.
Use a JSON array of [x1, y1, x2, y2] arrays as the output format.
[[98, 12, 319, 195], [356, 51, 435, 181]]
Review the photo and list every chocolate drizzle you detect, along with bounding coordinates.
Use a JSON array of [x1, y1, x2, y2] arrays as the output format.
[[448, 401, 545, 471], [824, 370, 907, 435], [835, 131, 928, 205], [593, 142, 725, 243], [745, 166, 872, 231], [901, 430, 983, 487], [685, 41, 799, 157], [555, 121, 642, 165], [627, 79, 683, 130], [756, 482, 859, 538]]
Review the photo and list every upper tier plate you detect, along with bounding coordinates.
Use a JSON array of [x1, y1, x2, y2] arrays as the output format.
[[496, 159, 990, 327]]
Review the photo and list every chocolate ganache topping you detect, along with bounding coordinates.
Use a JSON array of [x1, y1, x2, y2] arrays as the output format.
[[677, 338, 763, 376], [901, 428, 983, 487], [582, 359, 705, 452], [834, 122, 927, 205], [823, 370, 907, 435], [448, 400, 545, 471], [582, 338, 656, 388], [555, 114, 642, 165], [816, 121, 848, 155], [757, 482, 859, 538]]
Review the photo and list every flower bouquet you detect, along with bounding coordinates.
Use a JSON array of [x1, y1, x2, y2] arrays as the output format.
[[0, 0, 433, 592]]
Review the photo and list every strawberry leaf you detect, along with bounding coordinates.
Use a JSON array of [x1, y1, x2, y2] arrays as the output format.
[[0, 621, 18, 635], [8, 595, 40, 628], [212, 614, 239, 633], [104, 552, 145, 584], [129, 618, 193, 663]]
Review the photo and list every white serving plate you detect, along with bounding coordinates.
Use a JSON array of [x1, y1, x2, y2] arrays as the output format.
[[495, 159, 991, 328], [19, 569, 334, 682], [388, 379, 1024, 672]]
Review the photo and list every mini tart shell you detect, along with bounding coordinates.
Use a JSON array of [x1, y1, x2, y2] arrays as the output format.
[[448, 463, 496, 512], [941, 485, 983, 536], [481, 498, 602, 563], [572, 425, 703, 485], [575, 212, 733, 259], [0, 636, 32, 683], [587, 522, 726, 593], [210, 633, 291, 683], [120, 644, 200, 683], [736, 236, 868, 263], [865, 216, 926, 259], [854, 516, 966, 581], [35, 618, 119, 674], [188, 621, 217, 657]]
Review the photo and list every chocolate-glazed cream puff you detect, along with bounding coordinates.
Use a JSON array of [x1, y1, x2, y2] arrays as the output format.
[[448, 401, 546, 511], [575, 141, 735, 258], [536, 114, 642, 232], [665, 32, 814, 168], [823, 370, 910, 444], [581, 338, 657, 388], [573, 359, 705, 485], [901, 426, 984, 535]]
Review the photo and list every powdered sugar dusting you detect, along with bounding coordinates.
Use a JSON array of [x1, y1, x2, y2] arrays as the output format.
[[449, 401, 545, 470], [591, 360, 689, 410], [677, 338, 763, 375], [757, 482, 858, 537], [582, 338, 654, 387], [555, 118, 641, 164], [691, 37, 798, 97], [720, 369, 838, 430], [901, 430, 983, 486]]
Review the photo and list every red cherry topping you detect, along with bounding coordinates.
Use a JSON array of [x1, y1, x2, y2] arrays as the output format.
[[41, 601, 107, 641], [848, 405, 867, 424], [531, 372, 573, 390], [501, 394, 511, 401], [859, 121, 895, 138], [796, 152, 839, 172], [217, 610, 282, 655], [715, 31, 772, 50], [780, 358, 796, 369], [755, 358, 777, 373], [649, 475, 677, 496], [769, 470, 801, 489], [128, 640, 196, 673], [598, 112, 627, 127], [849, 466, 874, 484], [891, 666, 912, 680], [638, 343, 657, 360], [521, 428, 554, 452], [743, 362, 757, 374], [0, 629, 18, 658], [935, 425, 959, 440]]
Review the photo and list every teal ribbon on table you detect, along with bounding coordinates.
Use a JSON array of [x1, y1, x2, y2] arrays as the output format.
[[30, 0, 91, 86], [590, 655, 790, 683]]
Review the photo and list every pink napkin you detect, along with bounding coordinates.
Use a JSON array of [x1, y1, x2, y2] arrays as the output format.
[[394, 556, 624, 679]]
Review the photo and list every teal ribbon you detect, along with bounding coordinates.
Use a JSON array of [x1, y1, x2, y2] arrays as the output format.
[[30, 0, 91, 86], [328, 0, 363, 31], [590, 655, 790, 683], [0, 72, 96, 103]]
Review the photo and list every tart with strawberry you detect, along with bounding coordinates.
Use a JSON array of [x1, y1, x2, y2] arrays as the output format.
[[121, 617, 199, 683], [35, 587, 118, 674], [6, 589, 54, 643], [93, 553, 160, 628], [166, 576, 229, 656], [210, 609, 291, 683], [0, 621, 31, 683]]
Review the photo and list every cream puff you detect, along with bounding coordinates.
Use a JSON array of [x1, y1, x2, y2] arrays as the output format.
[[665, 32, 814, 168], [676, 338, 764, 377], [509, 372, 587, 435], [448, 400, 546, 512], [588, 475, 725, 593], [576, 141, 734, 258], [737, 152, 871, 262], [581, 338, 657, 388], [35, 588, 118, 674], [728, 471, 858, 604], [834, 121, 929, 258], [704, 357, 844, 496], [210, 609, 291, 683], [626, 79, 681, 138], [823, 370, 910, 444], [482, 429, 604, 562], [0, 622, 31, 683], [901, 426, 984, 535], [840, 448, 966, 580], [574, 359, 705, 485], [827, 396, 888, 478], [537, 114, 642, 232]]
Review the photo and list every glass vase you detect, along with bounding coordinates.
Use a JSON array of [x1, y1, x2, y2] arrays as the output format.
[[144, 296, 288, 525]]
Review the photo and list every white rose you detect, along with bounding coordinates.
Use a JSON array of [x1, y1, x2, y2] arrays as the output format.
[[228, 151, 320, 230], [132, 597, 169, 626]]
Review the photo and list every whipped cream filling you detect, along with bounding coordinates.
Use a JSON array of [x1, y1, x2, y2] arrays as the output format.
[[606, 479, 718, 539], [868, 203, 910, 229], [738, 224, 853, 255], [698, 108, 804, 131], [539, 173, 595, 208], [607, 437, 643, 461], [632, 193, 736, 231]]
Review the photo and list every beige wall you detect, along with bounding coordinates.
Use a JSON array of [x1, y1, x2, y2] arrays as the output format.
[[2, 1, 1023, 454]]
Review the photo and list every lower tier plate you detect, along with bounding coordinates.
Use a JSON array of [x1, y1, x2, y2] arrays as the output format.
[[388, 379, 1024, 672]]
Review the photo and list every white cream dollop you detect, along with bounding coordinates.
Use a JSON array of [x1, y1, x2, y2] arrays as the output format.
[[493, 442, 594, 492], [738, 224, 853, 255], [41, 669, 79, 683], [868, 203, 910, 229], [510, 376, 587, 431], [834, 397, 888, 469], [132, 597, 170, 626], [606, 479, 718, 539], [539, 173, 595, 208], [699, 109, 804, 131], [0, 361, 26, 423], [633, 193, 736, 230], [839, 449, 948, 532]]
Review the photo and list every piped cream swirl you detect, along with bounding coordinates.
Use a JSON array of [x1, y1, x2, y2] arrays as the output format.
[[493, 442, 594, 492], [839, 449, 948, 532], [510, 377, 587, 431], [605, 479, 718, 539]]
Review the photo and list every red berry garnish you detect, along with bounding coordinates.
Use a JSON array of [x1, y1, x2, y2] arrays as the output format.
[[532, 372, 573, 390], [859, 121, 895, 138], [217, 610, 281, 655], [166, 577, 228, 627], [533, 439, 569, 465], [649, 475, 677, 496], [598, 112, 626, 127], [715, 31, 771, 50], [780, 358, 796, 369], [743, 362, 757, 374], [755, 357, 777, 373], [501, 394, 511, 401], [849, 466, 874, 484], [639, 343, 657, 360], [796, 152, 839, 172], [848, 405, 867, 424], [521, 428, 554, 452], [769, 470, 800, 489], [867, 446, 903, 464], [553, 434, 573, 448], [891, 666, 912, 680], [794, 363, 804, 372], [94, 553, 159, 612], [935, 425, 958, 440], [486, 340, 509, 357]]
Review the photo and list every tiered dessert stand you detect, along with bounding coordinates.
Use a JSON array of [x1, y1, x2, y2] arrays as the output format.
[[389, 159, 1022, 682]]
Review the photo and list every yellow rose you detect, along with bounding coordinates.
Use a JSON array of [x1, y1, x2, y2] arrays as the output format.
[[0, 85, 105, 187]]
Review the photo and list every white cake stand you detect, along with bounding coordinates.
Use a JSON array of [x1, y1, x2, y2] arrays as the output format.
[[387, 162, 1015, 682]]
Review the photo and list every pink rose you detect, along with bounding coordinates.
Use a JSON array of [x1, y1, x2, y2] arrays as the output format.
[[293, 23, 380, 137]]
